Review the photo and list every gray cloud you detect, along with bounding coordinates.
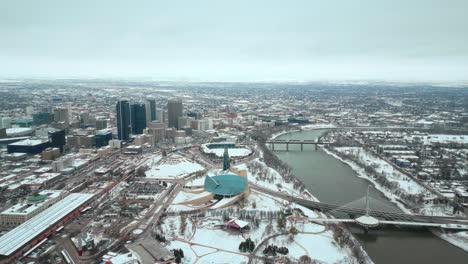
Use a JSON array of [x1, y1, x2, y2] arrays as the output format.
[[1, 0, 467, 81]]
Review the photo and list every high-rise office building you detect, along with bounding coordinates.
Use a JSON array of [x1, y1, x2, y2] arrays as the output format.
[[116, 100, 131, 140], [95, 119, 107, 130], [167, 98, 183, 129], [53, 107, 69, 124], [144, 122, 166, 144], [0, 128, 6, 139], [25, 106, 35, 117], [155, 108, 164, 123], [178, 116, 188, 130], [33, 112, 54, 126], [95, 130, 112, 148], [48, 129, 66, 152], [130, 103, 147, 135], [0, 117, 12, 129], [145, 99, 157, 124]]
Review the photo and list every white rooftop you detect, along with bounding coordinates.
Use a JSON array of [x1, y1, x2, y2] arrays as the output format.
[[228, 218, 249, 228], [356, 215, 379, 227], [0, 190, 66, 216], [0, 193, 94, 256], [9, 139, 48, 146], [6, 128, 32, 135], [19, 173, 61, 186]]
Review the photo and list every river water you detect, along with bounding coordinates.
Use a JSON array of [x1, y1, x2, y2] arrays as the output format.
[[274, 129, 468, 264]]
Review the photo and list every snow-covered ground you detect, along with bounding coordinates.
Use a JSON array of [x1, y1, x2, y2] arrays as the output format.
[[167, 190, 215, 212], [157, 145, 371, 262], [322, 147, 412, 213], [145, 154, 204, 179], [334, 147, 427, 195], [202, 145, 252, 158], [188, 177, 205, 186], [436, 230, 468, 252], [270, 129, 300, 140], [270, 124, 335, 141], [161, 211, 358, 264], [160, 187, 368, 263], [405, 134, 468, 144], [245, 191, 289, 211], [257, 232, 354, 263], [324, 147, 468, 252], [301, 123, 336, 130], [236, 160, 304, 197], [199, 252, 249, 264]]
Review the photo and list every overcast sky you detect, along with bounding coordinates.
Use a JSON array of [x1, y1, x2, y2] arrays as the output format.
[[1, 0, 467, 82]]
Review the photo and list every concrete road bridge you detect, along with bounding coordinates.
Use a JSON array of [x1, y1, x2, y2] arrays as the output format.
[[264, 139, 330, 151]]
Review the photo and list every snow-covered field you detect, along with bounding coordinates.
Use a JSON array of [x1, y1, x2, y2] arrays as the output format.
[[334, 147, 427, 195], [259, 232, 354, 263], [145, 154, 204, 179], [245, 191, 288, 211], [160, 187, 364, 264], [199, 252, 249, 263], [161, 212, 357, 264]]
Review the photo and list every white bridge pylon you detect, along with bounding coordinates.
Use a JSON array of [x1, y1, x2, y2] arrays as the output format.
[[320, 185, 468, 230], [355, 185, 380, 228]]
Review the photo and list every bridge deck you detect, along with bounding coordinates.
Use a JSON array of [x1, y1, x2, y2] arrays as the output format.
[[310, 219, 468, 230], [250, 184, 468, 225], [266, 140, 330, 144]]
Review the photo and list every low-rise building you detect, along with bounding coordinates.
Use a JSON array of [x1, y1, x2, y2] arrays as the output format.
[[7, 139, 50, 155], [0, 190, 67, 228]]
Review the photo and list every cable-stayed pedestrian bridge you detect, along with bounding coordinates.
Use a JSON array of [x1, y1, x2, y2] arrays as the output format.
[[250, 184, 468, 230]]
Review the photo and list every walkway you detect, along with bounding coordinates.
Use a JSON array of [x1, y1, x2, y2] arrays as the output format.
[[250, 183, 468, 226]]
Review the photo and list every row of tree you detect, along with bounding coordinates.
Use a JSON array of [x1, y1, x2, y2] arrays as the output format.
[[173, 248, 185, 264], [263, 244, 289, 256], [250, 127, 307, 192], [333, 149, 425, 206], [329, 224, 367, 263], [239, 238, 255, 253]]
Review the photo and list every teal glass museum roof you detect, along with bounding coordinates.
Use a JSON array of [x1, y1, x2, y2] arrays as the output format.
[[204, 174, 248, 196]]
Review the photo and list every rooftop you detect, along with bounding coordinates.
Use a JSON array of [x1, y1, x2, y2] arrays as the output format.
[[0, 192, 94, 256], [6, 127, 32, 135], [1, 190, 65, 216], [8, 139, 48, 146], [204, 174, 247, 196]]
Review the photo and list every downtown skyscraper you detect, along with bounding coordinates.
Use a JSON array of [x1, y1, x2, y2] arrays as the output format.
[[167, 98, 183, 129], [116, 100, 130, 140], [145, 99, 157, 124], [130, 103, 147, 135]]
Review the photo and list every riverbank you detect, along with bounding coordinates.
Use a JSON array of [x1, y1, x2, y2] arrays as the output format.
[[264, 126, 374, 263], [270, 123, 336, 141], [271, 127, 468, 253], [320, 146, 412, 214], [321, 144, 468, 252]]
